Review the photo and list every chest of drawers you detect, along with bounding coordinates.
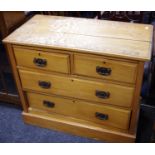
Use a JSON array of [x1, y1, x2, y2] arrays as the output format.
[[3, 15, 153, 142]]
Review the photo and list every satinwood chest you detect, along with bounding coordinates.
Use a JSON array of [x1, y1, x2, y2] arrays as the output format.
[[3, 15, 153, 142]]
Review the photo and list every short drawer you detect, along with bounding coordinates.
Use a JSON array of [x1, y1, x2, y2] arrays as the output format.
[[14, 46, 70, 73], [27, 92, 131, 130], [20, 70, 134, 108], [73, 54, 138, 84]]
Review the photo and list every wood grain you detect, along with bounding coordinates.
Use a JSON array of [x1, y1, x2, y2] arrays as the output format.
[[4, 44, 28, 112], [19, 69, 134, 108], [74, 54, 138, 84], [129, 62, 144, 133], [14, 46, 70, 74], [27, 92, 131, 129], [3, 15, 152, 142], [3, 15, 153, 61], [23, 111, 135, 142], [3, 15, 153, 41]]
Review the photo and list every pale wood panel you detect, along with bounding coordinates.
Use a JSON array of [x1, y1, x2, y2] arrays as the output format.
[[19, 70, 134, 108], [74, 54, 138, 84], [17, 66, 135, 87], [4, 15, 153, 41], [27, 92, 131, 129], [23, 111, 135, 142], [5, 44, 28, 112], [3, 14, 148, 142], [3, 15, 152, 61], [14, 46, 70, 74], [4, 32, 152, 61], [28, 105, 129, 133], [129, 62, 144, 133]]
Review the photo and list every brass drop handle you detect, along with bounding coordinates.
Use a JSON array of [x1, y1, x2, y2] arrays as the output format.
[[43, 100, 55, 108], [33, 58, 47, 67], [96, 90, 110, 99], [38, 81, 51, 89], [96, 66, 111, 76], [95, 112, 108, 120]]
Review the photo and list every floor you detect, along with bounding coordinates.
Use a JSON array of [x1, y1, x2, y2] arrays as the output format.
[[0, 102, 101, 143]]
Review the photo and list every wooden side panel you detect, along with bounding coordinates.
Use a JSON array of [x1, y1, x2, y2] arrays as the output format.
[[4, 44, 28, 112], [129, 62, 144, 134], [19, 70, 135, 108]]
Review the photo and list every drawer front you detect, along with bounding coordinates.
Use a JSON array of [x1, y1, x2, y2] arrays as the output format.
[[20, 70, 134, 107], [14, 46, 70, 73], [74, 54, 137, 84], [27, 92, 131, 130]]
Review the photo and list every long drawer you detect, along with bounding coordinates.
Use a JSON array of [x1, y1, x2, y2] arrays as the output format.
[[27, 92, 131, 130], [14, 46, 70, 74], [73, 54, 138, 84], [19, 70, 134, 107]]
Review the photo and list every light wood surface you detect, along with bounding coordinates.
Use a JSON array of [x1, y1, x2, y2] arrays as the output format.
[[14, 46, 70, 74], [74, 54, 138, 84], [28, 105, 129, 133], [23, 111, 135, 142], [27, 92, 131, 129], [3, 15, 152, 142], [3, 15, 153, 61], [129, 62, 144, 133], [20, 70, 134, 108], [5, 44, 28, 112], [14, 15, 152, 42]]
